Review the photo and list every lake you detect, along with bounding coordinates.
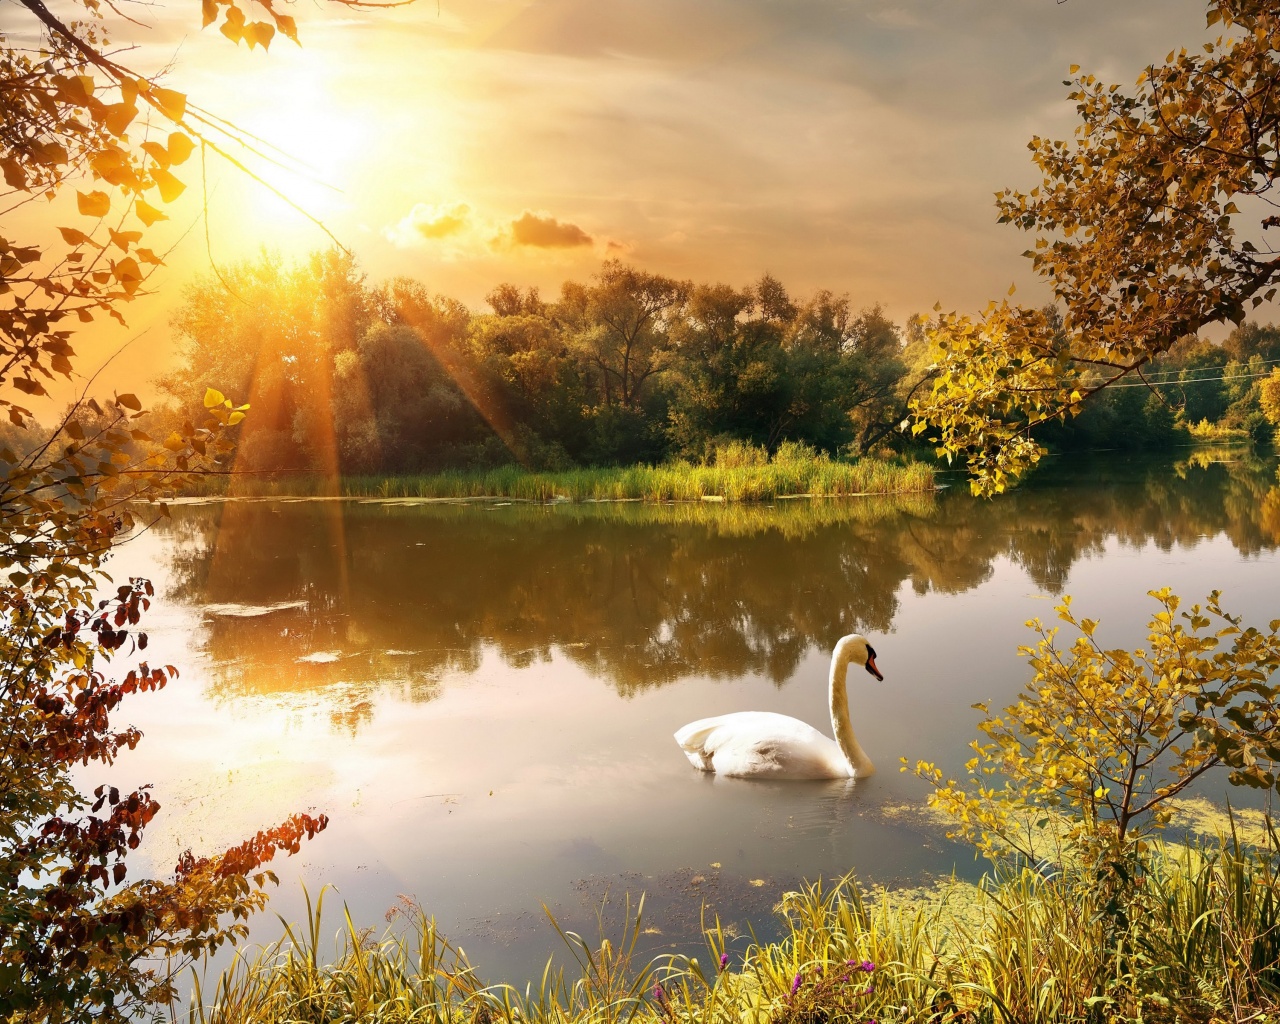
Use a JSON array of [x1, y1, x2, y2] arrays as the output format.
[[98, 450, 1280, 984]]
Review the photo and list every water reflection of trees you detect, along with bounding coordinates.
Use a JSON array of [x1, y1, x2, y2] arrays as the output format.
[[156, 455, 1280, 713]]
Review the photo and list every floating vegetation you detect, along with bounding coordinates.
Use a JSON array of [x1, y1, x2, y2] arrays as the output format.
[[202, 601, 309, 619]]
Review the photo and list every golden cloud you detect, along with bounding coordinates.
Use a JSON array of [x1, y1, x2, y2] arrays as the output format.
[[386, 202, 471, 247], [508, 211, 593, 248]]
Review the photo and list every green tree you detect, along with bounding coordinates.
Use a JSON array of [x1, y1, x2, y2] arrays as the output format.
[[1169, 338, 1231, 424], [1224, 321, 1280, 363], [665, 279, 791, 455], [560, 260, 689, 412], [782, 294, 910, 454], [467, 291, 589, 467], [161, 251, 373, 474]]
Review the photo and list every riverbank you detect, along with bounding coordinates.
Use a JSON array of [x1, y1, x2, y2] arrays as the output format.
[[186, 452, 935, 502], [192, 825, 1280, 1024]]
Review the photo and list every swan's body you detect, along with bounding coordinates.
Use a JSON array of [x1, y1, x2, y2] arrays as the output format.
[[674, 634, 882, 780]]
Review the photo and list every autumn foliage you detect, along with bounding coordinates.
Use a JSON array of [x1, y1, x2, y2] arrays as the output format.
[[0, 0, 354, 1017], [913, 0, 1280, 495], [910, 589, 1280, 864]]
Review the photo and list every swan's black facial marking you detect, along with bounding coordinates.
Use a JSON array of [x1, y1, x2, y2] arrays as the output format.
[[863, 644, 883, 681]]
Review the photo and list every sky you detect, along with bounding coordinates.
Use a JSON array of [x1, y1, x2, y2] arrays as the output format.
[[5, 0, 1218, 404]]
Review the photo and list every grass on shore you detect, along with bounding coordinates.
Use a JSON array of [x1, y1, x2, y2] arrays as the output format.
[[189, 834, 1280, 1024], [189, 444, 935, 503]]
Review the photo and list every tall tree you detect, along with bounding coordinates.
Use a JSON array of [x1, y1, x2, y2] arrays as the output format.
[[666, 280, 790, 454], [160, 251, 372, 472], [562, 260, 689, 410]]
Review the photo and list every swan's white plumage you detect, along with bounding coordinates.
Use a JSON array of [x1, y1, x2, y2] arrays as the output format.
[[674, 634, 880, 781], [674, 712, 854, 779]]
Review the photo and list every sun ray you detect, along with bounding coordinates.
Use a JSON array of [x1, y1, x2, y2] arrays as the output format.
[[400, 311, 528, 466]]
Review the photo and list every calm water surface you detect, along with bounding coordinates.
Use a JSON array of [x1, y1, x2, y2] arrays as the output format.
[[98, 452, 1280, 982]]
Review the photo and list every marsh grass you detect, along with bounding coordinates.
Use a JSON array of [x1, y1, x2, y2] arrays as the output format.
[[185, 449, 934, 503], [190, 833, 1280, 1024]]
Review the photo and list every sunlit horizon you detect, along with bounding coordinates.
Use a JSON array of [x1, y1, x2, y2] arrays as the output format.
[[6, 0, 1221, 412]]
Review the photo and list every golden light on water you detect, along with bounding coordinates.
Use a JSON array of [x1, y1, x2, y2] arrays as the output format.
[[101, 459, 1280, 980]]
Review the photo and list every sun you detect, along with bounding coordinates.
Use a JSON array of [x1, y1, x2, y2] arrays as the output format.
[[216, 55, 372, 244]]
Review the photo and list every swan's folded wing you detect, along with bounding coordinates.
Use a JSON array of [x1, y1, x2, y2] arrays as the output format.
[[674, 716, 723, 771], [675, 712, 852, 779]]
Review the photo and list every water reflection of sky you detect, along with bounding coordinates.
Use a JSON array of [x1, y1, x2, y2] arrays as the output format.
[[93, 452, 1280, 983]]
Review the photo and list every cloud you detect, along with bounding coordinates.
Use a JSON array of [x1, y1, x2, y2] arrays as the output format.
[[508, 211, 594, 248], [386, 202, 471, 247]]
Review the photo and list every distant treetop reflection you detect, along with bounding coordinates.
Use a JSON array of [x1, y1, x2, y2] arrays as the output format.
[[156, 453, 1280, 716]]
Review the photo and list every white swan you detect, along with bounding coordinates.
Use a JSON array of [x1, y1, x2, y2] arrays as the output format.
[[674, 634, 883, 780]]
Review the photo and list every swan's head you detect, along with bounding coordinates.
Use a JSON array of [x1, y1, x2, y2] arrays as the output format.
[[837, 633, 883, 681]]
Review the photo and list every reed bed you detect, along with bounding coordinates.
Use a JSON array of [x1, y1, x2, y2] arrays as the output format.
[[187, 452, 934, 503], [189, 835, 1280, 1024]]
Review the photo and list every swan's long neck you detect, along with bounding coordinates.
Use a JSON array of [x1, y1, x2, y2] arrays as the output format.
[[830, 647, 875, 777]]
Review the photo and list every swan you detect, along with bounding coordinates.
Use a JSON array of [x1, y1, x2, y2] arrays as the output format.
[[673, 634, 883, 780]]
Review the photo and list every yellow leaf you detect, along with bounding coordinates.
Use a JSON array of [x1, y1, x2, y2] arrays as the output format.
[[204, 387, 226, 409], [134, 199, 167, 226], [77, 190, 110, 218], [140, 140, 171, 168], [113, 257, 143, 294], [167, 132, 195, 166], [220, 4, 246, 43], [108, 229, 141, 252], [275, 12, 298, 42], [245, 20, 276, 49], [103, 102, 138, 137], [151, 87, 187, 123], [151, 167, 186, 204]]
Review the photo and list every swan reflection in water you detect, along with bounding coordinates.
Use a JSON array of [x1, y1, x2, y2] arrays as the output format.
[[675, 635, 883, 780]]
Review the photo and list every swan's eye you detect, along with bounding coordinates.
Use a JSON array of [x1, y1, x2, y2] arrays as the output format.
[[866, 644, 877, 660]]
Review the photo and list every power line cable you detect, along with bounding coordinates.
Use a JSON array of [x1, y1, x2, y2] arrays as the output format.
[[1122, 354, 1280, 382], [1104, 365, 1280, 388]]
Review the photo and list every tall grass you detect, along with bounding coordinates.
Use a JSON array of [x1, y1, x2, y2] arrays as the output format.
[[184, 445, 934, 503], [190, 835, 1280, 1024]]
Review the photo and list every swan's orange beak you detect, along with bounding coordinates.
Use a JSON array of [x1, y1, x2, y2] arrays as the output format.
[[865, 654, 883, 681]]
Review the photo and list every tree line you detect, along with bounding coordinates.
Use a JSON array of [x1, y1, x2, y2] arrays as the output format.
[[141, 252, 1280, 480], [1040, 313, 1280, 453], [149, 251, 929, 475]]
